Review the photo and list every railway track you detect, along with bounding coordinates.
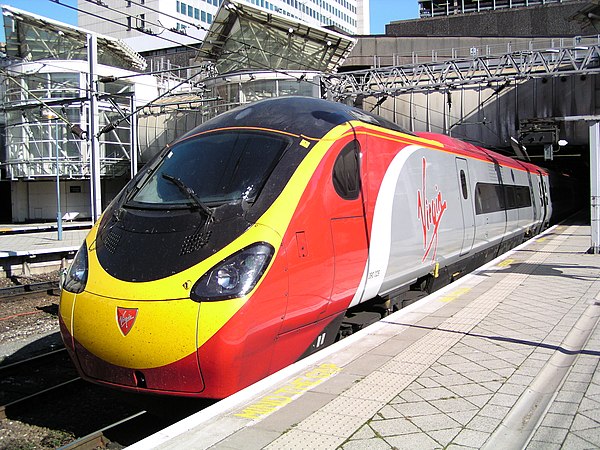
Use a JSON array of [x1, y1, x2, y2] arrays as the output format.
[[1, 346, 212, 448], [53, 390, 210, 449], [0, 348, 80, 419], [0, 280, 60, 298], [59, 411, 148, 449], [58, 409, 202, 449]]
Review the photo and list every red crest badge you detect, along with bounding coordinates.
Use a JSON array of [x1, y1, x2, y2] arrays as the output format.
[[116, 307, 138, 336]]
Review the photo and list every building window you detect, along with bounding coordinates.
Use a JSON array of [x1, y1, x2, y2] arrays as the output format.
[[181, 2, 187, 14], [194, 7, 200, 19], [127, 16, 132, 30], [188, 5, 193, 16]]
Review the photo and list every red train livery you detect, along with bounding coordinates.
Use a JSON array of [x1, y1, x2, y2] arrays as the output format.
[[59, 97, 552, 398]]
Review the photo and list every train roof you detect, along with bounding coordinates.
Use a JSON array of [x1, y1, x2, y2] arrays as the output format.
[[176, 96, 547, 176], [177, 96, 411, 142], [417, 132, 548, 175]]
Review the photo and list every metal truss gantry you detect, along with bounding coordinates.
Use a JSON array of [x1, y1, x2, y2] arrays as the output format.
[[324, 43, 600, 100]]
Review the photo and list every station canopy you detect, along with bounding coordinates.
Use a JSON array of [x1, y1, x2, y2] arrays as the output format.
[[198, 0, 356, 75], [1, 5, 147, 71]]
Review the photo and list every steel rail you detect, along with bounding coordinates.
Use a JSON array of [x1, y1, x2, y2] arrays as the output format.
[[58, 411, 148, 450], [0, 280, 59, 298], [0, 347, 66, 372], [0, 377, 82, 420]]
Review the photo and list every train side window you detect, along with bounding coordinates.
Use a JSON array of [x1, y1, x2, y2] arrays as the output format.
[[475, 182, 531, 214], [475, 183, 504, 214], [459, 170, 468, 199], [514, 185, 532, 208], [504, 185, 516, 209], [332, 140, 361, 200]]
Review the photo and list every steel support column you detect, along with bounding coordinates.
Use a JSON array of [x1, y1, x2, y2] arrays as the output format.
[[590, 121, 600, 253], [88, 33, 102, 224], [130, 93, 138, 179], [55, 120, 62, 240]]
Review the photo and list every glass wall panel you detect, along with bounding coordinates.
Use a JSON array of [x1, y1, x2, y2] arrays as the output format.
[[278, 80, 314, 97]]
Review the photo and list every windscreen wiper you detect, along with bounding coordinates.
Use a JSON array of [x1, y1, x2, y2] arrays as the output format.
[[161, 173, 214, 221]]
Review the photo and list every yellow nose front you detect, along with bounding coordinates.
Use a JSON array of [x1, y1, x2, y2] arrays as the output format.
[[71, 291, 200, 369]]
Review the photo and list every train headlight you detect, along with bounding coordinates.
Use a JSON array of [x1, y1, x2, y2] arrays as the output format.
[[62, 244, 88, 294], [191, 243, 274, 301]]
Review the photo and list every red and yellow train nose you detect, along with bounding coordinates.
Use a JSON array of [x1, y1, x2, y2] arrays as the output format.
[[59, 226, 279, 395], [60, 289, 205, 393]]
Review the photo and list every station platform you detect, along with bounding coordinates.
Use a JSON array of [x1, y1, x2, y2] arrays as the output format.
[[0, 221, 91, 235], [0, 226, 89, 258], [129, 221, 600, 450], [0, 223, 90, 276]]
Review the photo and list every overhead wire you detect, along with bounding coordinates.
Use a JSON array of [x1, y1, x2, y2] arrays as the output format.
[[51, 0, 208, 56], [76, 0, 345, 78], [10, 0, 516, 148], [4, 0, 213, 134], [55, 0, 485, 127], [3, 1, 529, 184], [65, 0, 351, 132], [60, 0, 330, 94], [56, 0, 351, 77]]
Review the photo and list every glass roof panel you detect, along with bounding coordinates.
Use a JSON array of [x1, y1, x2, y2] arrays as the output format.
[[199, 0, 356, 74], [2, 5, 146, 71]]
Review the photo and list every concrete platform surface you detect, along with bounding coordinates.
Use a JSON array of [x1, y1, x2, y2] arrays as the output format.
[[128, 221, 600, 450], [0, 221, 91, 235], [0, 227, 89, 257]]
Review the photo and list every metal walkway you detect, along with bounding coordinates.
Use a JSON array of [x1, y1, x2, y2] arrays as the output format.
[[325, 39, 600, 99]]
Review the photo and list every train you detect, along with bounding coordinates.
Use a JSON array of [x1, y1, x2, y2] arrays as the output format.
[[59, 96, 556, 399]]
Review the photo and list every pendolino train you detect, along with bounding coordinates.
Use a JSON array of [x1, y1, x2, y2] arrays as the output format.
[[60, 96, 554, 398]]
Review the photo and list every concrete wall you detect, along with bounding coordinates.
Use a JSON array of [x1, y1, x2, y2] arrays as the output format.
[[11, 180, 90, 223], [343, 35, 587, 68], [10, 177, 129, 223], [386, 1, 593, 37], [363, 74, 598, 154]]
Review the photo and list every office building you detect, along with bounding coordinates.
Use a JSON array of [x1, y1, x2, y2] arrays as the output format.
[[78, 0, 369, 54]]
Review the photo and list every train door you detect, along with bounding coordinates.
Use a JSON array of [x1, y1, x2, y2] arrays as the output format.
[[276, 136, 368, 344], [525, 171, 537, 221], [455, 158, 475, 255], [537, 169, 549, 226], [329, 138, 369, 310]]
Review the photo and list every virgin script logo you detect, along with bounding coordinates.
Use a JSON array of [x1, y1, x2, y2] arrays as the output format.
[[417, 157, 447, 262], [116, 307, 138, 336]]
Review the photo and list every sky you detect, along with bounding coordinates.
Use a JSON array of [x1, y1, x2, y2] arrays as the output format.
[[370, 0, 419, 34], [0, 0, 419, 40]]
